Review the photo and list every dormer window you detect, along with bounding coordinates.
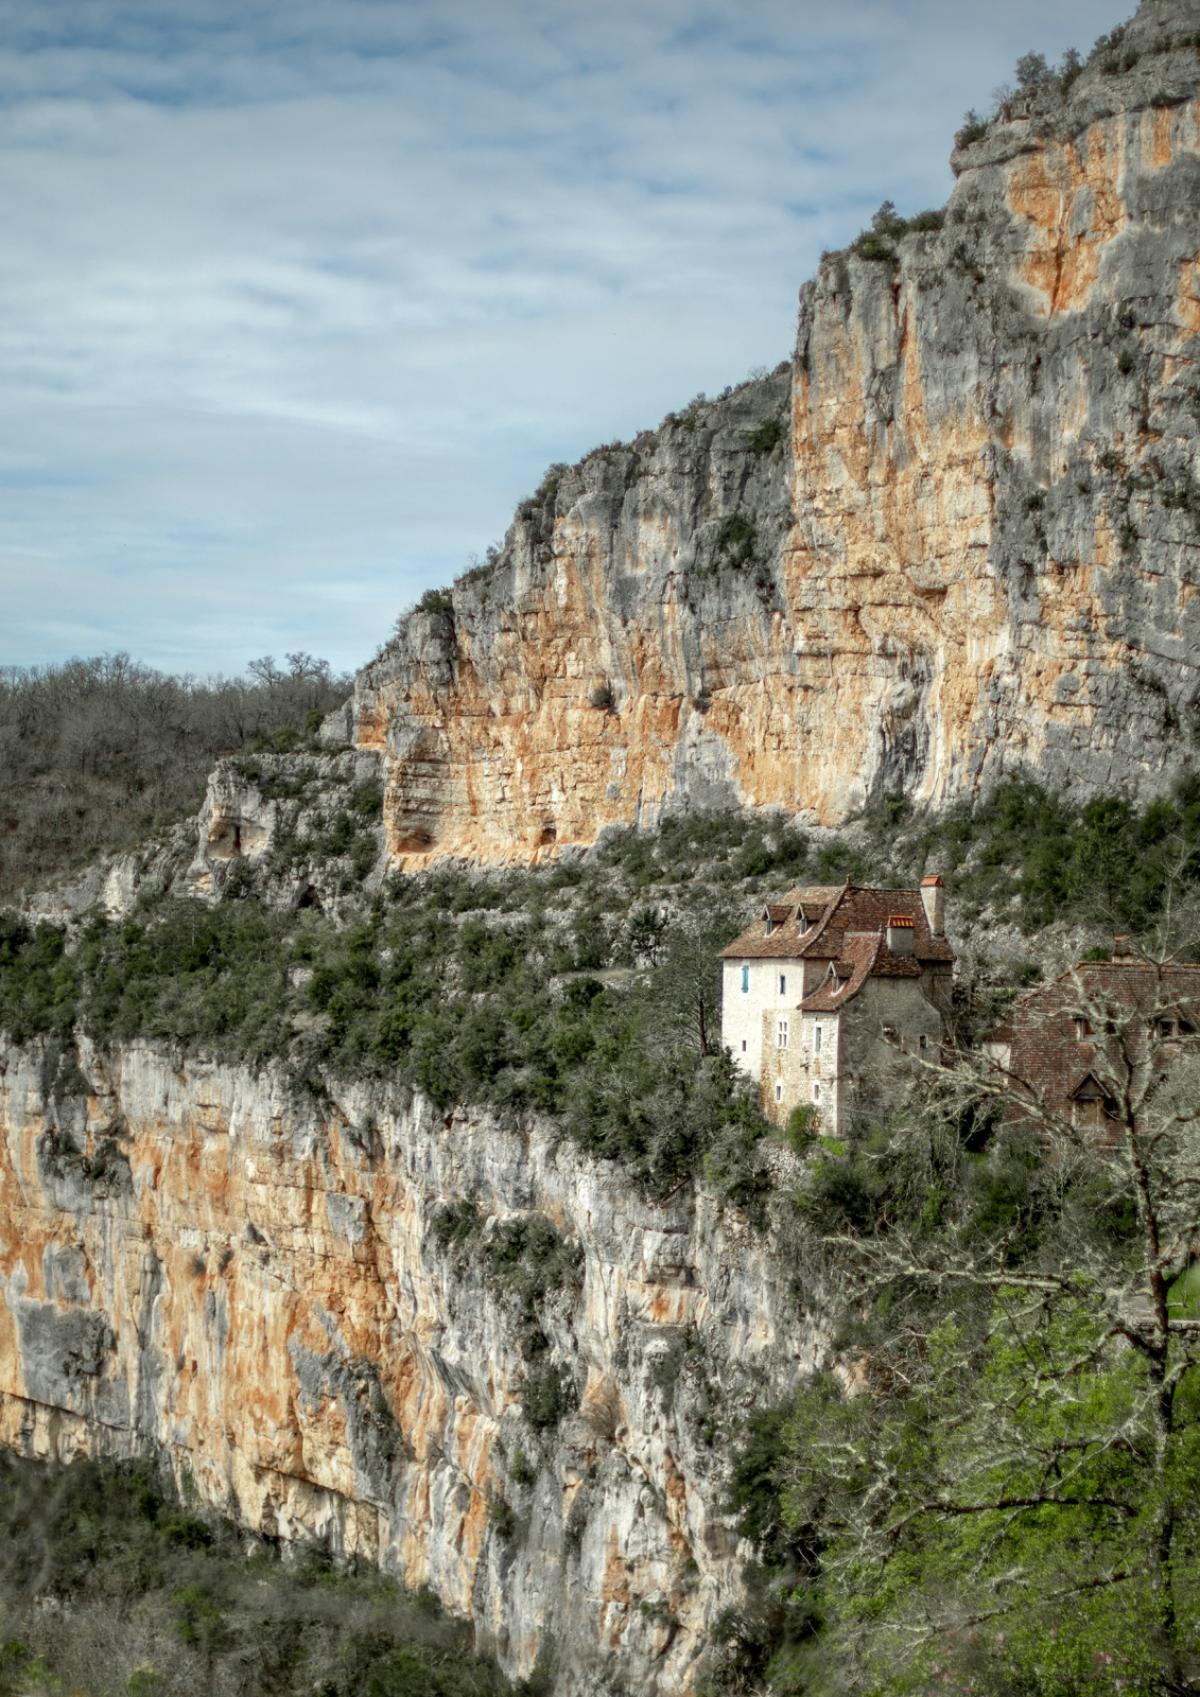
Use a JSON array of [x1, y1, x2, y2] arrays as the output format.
[[1075, 1017, 1094, 1039]]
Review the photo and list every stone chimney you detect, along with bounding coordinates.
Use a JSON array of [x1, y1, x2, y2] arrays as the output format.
[[887, 914, 915, 957], [920, 873, 945, 937]]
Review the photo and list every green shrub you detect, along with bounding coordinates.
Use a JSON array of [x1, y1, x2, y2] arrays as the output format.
[[956, 109, 988, 147], [507, 1448, 536, 1487], [0, 913, 79, 1042], [487, 1495, 517, 1540], [521, 1362, 576, 1431], [415, 588, 454, 621], [745, 415, 784, 455], [715, 514, 757, 568], [782, 1104, 819, 1151]]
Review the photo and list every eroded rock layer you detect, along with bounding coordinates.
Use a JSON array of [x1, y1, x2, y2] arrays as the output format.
[[351, 0, 1200, 868], [0, 1037, 814, 1694]]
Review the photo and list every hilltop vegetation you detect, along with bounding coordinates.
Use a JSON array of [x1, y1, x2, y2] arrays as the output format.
[[0, 653, 349, 903]]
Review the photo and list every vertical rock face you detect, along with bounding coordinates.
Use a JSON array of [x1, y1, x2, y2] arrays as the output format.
[[0, 1037, 816, 1695], [351, 1, 1200, 869]]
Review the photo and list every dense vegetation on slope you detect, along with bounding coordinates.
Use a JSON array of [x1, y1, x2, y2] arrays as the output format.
[[0, 1453, 539, 1697], [0, 654, 349, 902], [3, 772, 1200, 1200]]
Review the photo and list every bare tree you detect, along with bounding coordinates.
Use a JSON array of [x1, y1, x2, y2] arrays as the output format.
[[782, 951, 1200, 1693]]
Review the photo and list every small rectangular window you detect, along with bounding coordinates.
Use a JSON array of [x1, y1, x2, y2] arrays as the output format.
[[777, 1018, 789, 1049], [812, 1083, 821, 1103], [774, 1082, 783, 1102], [813, 1025, 822, 1053], [1075, 1017, 1093, 1038], [741, 1038, 747, 1052], [779, 973, 786, 996], [741, 963, 749, 994], [919, 1033, 929, 1052]]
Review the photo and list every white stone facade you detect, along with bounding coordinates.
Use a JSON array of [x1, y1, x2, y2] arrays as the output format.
[[722, 956, 812, 1085]]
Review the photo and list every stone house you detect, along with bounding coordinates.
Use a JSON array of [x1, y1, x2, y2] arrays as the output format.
[[984, 941, 1200, 1136], [719, 878, 954, 1135]]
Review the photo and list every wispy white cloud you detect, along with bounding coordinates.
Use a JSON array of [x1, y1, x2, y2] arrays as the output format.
[[0, 0, 1121, 673]]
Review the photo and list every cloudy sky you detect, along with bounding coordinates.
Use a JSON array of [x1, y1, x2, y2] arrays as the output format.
[[1, 0, 1119, 678]]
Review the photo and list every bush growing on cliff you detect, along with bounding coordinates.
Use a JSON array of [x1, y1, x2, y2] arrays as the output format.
[[848, 200, 945, 263], [0, 913, 79, 1042]]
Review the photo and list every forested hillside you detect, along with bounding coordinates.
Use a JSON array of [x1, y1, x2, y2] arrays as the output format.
[[0, 654, 349, 901]]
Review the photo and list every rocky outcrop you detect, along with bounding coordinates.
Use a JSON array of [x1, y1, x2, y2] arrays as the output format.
[[349, 0, 1200, 869], [186, 747, 385, 910], [0, 1036, 817, 1695]]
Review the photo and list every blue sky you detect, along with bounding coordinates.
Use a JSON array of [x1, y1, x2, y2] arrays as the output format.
[[0, 0, 1119, 677]]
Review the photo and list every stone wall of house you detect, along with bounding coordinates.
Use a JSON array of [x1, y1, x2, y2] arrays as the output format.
[[838, 978, 947, 1133]]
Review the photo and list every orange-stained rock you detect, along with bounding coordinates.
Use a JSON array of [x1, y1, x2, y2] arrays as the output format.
[[0, 1036, 821, 1696], [332, 27, 1200, 873]]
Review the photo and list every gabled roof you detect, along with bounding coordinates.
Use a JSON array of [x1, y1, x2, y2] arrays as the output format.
[[1070, 1070, 1115, 1102], [798, 932, 885, 1011], [720, 883, 954, 965], [719, 885, 847, 959], [1000, 959, 1200, 1032]]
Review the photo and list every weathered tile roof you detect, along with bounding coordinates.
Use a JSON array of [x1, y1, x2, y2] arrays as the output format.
[[719, 885, 846, 959], [989, 957, 1200, 1116], [720, 883, 954, 967]]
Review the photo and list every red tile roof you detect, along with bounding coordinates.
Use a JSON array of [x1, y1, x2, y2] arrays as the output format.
[[720, 883, 954, 966], [988, 959, 1200, 1119]]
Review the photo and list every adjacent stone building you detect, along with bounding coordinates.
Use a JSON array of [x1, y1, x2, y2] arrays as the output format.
[[984, 942, 1200, 1136], [720, 878, 954, 1134]]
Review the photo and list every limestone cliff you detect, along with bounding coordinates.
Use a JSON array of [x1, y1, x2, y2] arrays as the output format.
[[348, 0, 1200, 869], [0, 1036, 814, 1695]]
